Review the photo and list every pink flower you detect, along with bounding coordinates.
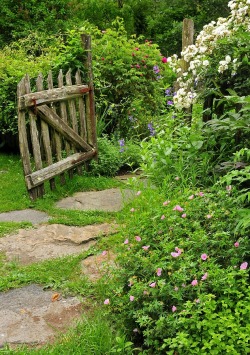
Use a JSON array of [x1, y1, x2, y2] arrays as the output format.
[[149, 282, 156, 288], [161, 215, 166, 220], [128, 281, 133, 287], [104, 299, 110, 305], [133, 328, 138, 333], [201, 272, 208, 281], [163, 200, 170, 206], [195, 299, 200, 303], [142, 245, 150, 251], [174, 286, 179, 291], [181, 213, 187, 218], [172, 305, 177, 312], [130, 208, 135, 212], [182, 283, 186, 288], [191, 279, 198, 286], [124, 239, 129, 244], [143, 290, 149, 295], [198, 192, 205, 197], [171, 248, 182, 257], [136, 191, 141, 196], [156, 268, 162, 276], [234, 241, 239, 247], [130, 295, 135, 301], [188, 195, 194, 200], [162, 57, 168, 63], [226, 185, 232, 191], [206, 214, 212, 219], [175, 176, 180, 180], [173, 205, 184, 212], [171, 252, 180, 258], [135, 47, 139, 51], [135, 236, 141, 242], [201, 254, 208, 261], [240, 262, 248, 270], [102, 250, 107, 256]]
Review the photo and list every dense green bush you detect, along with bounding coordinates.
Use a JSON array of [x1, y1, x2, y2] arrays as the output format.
[[0, 34, 56, 136], [106, 185, 250, 353], [0, 20, 175, 140]]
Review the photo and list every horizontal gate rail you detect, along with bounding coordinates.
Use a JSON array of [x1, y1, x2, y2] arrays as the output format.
[[18, 63, 97, 200]]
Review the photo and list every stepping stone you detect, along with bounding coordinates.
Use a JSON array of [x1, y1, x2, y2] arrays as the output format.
[[0, 223, 115, 265], [0, 209, 50, 225], [56, 188, 134, 212], [81, 251, 116, 282], [0, 284, 82, 347]]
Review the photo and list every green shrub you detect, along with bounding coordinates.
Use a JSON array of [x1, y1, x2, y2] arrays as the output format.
[[89, 136, 122, 177], [106, 185, 250, 354]]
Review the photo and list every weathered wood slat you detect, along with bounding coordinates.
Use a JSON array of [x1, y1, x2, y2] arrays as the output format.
[[48, 71, 62, 162], [75, 69, 87, 141], [17, 77, 32, 176], [19, 85, 89, 110], [37, 105, 93, 152], [24, 75, 43, 170], [25, 150, 96, 189], [66, 69, 78, 134], [81, 34, 97, 150], [36, 74, 53, 166], [58, 70, 71, 156]]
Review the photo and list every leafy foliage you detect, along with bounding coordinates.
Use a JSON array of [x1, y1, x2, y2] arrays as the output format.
[[108, 186, 250, 354]]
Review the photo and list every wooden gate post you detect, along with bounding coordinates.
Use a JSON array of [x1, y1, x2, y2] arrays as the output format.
[[181, 19, 194, 123], [81, 34, 97, 156]]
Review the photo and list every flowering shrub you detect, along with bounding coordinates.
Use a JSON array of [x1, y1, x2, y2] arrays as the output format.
[[89, 18, 175, 137], [170, 0, 250, 110], [105, 185, 250, 353]]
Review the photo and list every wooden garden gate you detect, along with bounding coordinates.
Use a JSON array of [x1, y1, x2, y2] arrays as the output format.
[[17, 35, 97, 200]]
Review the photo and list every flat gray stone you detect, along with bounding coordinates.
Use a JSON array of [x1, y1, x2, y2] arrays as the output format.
[[0, 209, 50, 225], [0, 223, 115, 265], [0, 284, 82, 347], [56, 188, 134, 212]]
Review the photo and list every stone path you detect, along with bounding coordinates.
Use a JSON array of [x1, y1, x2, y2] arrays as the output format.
[[0, 285, 82, 347], [0, 185, 135, 349], [0, 223, 115, 265], [0, 209, 50, 225]]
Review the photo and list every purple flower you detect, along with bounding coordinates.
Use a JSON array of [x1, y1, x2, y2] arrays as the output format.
[[167, 100, 173, 106], [165, 88, 171, 96], [118, 138, 125, 147], [153, 65, 160, 74], [148, 122, 156, 136]]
